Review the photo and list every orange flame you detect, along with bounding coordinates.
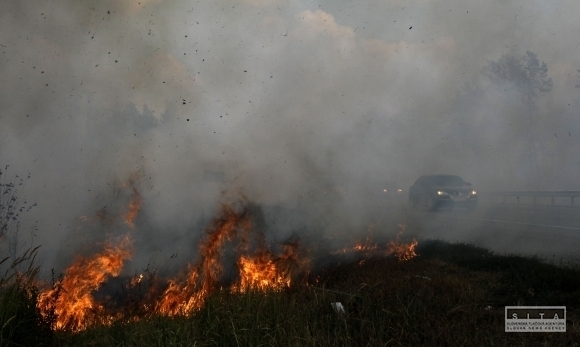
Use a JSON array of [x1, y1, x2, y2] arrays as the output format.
[[233, 240, 301, 293], [37, 236, 133, 332], [386, 224, 418, 261], [153, 203, 305, 315], [386, 238, 418, 261], [42, 194, 303, 327], [124, 187, 142, 228], [37, 186, 420, 332], [331, 223, 418, 261], [153, 202, 254, 316], [78, 171, 142, 227]]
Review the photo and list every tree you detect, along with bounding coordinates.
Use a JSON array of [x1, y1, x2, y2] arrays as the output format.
[[486, 51, 553, 184], [487, 50, 553, 111]]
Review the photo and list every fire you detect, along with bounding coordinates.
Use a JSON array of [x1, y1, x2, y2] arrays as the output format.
[[153, 203, 303, 315], [153, 267, 205, 316], [121, 171, 143, 228], [36, 172, 143, 331], [234, 240, 301, 293], [332, 223, 418, 261], [77, 171, 142, 227], [236, 254, 285, 291], [386, 238, 418, 261], [39, 194, 307, 329], [36, 178, 419, 333], [153, 202, 253, 316], [124, 187, 142, 228], [386, 224, 418, 261], [37, 236, 133, 332]]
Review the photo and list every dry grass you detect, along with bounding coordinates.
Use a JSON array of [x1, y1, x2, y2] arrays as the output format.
[[42, 240, 580, 347]]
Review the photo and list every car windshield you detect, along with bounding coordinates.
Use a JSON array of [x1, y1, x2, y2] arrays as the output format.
[[424, 176, 466, 186]]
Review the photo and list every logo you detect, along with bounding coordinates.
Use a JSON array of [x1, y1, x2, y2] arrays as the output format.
[[505, 306, 566, 332]]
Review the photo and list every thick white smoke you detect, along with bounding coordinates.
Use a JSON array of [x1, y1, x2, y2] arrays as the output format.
[[1, 0, 580, 271]]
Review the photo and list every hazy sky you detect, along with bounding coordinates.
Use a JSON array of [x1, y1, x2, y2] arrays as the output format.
[[1, 0, 580, 269]]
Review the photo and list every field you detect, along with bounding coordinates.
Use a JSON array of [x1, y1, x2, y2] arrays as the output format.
[[1, 239, 579, 347]]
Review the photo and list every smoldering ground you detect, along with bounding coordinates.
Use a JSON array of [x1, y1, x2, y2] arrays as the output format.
[[1, 0, 580, 274]]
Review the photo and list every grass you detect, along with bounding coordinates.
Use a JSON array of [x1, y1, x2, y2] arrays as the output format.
[[2, 240, 579, 346], [0, 247, 53, 346]]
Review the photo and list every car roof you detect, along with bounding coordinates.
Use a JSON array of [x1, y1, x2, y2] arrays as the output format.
[[420, 174, 462, 179], [415, 175, 466, 185]]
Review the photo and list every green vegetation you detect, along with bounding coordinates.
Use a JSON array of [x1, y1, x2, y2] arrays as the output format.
[[2, 240, 578, 346]]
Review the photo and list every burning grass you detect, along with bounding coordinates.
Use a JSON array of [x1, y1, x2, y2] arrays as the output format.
[[3, 238, 580, 346], [51, 241, 580, 347], [331, 223, 418, 261], [35, 198, 314, 331], [37, 236, 133, 332], [31, 173, 417, 333], [2, 181, 579, 345]]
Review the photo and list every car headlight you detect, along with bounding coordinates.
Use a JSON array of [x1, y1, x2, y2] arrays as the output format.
[[437, 190, 449, 196], [471, 190, 477, 195]]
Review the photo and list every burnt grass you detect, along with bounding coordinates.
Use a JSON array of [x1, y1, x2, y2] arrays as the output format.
[[5, 240, 580, 346]]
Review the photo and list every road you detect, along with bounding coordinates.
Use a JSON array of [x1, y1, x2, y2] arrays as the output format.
[[179, 198, 580, 265], [399, 202, 580, 264]]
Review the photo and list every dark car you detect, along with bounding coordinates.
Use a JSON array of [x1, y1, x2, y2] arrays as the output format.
[[376, 180, 404, 206], [408, 175, 477, 211], [381, 180, 404, 197]]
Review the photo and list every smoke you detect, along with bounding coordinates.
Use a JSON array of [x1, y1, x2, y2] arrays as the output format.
[[1, 0, 580, 271]]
